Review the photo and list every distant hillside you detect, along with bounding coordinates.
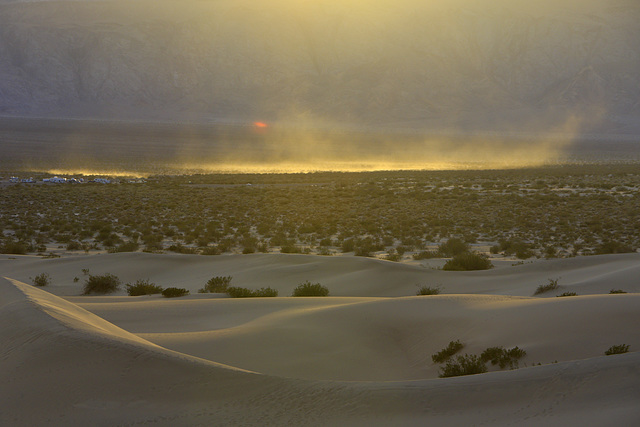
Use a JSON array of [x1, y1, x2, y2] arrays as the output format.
[[0, 0, 639, 136]]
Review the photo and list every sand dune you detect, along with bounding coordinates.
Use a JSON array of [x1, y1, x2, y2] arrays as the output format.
[[2, 252, 639, 297], [2, 253, 640, 425], [75, 293, 640, 382]]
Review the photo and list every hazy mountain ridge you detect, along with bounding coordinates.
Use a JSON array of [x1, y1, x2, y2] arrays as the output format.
[[0, 0, 638, 135]]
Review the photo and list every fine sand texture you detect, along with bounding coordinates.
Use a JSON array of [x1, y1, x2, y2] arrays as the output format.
[[2, 253, 639, 425]]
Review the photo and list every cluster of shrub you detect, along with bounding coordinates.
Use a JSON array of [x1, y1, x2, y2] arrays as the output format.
[[432, 340, 631, 378], [4, 165, 639, 261], [197, 276, 329, 298], [431, 340, 527, 378], [63, 270, 190, 298], [413, 238, 493, 271]]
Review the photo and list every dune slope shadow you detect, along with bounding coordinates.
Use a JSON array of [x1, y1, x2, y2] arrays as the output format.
[[1, 277, 639, 426]]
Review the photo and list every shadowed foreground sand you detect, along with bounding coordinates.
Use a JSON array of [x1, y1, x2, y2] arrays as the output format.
[[1, 253, 639, 425]]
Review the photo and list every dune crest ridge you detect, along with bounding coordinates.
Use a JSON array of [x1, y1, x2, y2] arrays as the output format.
[[2, 275, 640, 425]]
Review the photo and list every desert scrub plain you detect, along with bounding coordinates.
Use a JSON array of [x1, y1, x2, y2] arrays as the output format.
[[1, 164, 639, 260]]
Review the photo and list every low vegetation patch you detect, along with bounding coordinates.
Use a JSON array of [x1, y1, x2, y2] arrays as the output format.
[[31, 272, 51, 287], [609, 289, 627, 294], [604, 344, 630, 355], [439, 354, 488, 378], [431, 340, 464, 363], [125, 279, 163, 296], [226, 286, 278, 298], [412, 250, 440, 260], [433, 341, 528, 377], [417, 285, 442, 296], [479, 346, 527, 369], [438, 238, 470, 257], [161, 287, 190, 298], [83, 273, 121, 295], [199, 275, 233, 293], [292, 281, 329, 297], [557, 292, 577, 297], [534, 278, 560, 295], [442, 252, 493, 271]]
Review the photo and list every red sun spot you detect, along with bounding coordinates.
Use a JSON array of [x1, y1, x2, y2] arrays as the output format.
[[254, 122, 268, 128]]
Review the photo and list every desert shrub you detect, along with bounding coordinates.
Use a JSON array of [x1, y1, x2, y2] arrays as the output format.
[[604, 344, 630, 355], [167, 244, 198, 254], [254, 287, 278, 297], [226, 286, 279, 298], [595, 241, 634, 255], [200, 246, 221, 255], [225, 286, 255, 298], [2, 241, 27, 254], [292, 281, 329, 297], [31, 272, 51, 287], [341, 239, 355, 252], [125, 279, 163, 296], [432, 340, 464, 363], [413, 250, 440, 260], [385, 249, 401, 262], [480, 346, 527, 369], [318, 246, 332, 256], [534, 278, 560, 295], [199, 275, 232, 293], [110, 241, 140, 253], [438, 238, 469, 257], [280, 244, 302, 253], [66, 240, 82, 251], [83, 273, 121, 295], [439, 354, 488, 378], [557, 292, 577, 297], [416, 285, 442, 296], [443, 252, 493, 271], [242, 247, 256, 254], [609, 289, 627, 294], [162, 287, 190, 298]]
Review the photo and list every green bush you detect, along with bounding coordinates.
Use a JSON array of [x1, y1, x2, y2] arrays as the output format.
[[604, 344, 630, 355], [66, 241, 82, 251], [480, 346, 527, 369], [432, 340, 464, 363], [254, 287, 279, 297], [83, 273, 121, 295], [226, 286, 279, 298], [125, 279, 163, 296], [438, 238, 470, 257], [439, 354, 488, 378], [1, 240, 27, 254], [443, 252, 493, 271], [609, 289, 627, 294], [199, 275, 233, 293], [110, 241, 140, 253], [226, 286, 255, 298], [595, 241, 634, 255], [413, 250, 440, 260], [292, 281, 329, 297], [31, 272, 51, 287], [162, 287, 190, 298], [200, 246, 221, 255], [534, 278, 560, 295], [416, 285, 442, 296], [557, 292, 577, 297]]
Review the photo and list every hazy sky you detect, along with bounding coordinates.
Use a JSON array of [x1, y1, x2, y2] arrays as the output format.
[[0, 0, 638, 172]]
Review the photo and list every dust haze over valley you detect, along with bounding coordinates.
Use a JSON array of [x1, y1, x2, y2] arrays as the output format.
[[0, 0, 639, 172], [2, 2, 640, 425]]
